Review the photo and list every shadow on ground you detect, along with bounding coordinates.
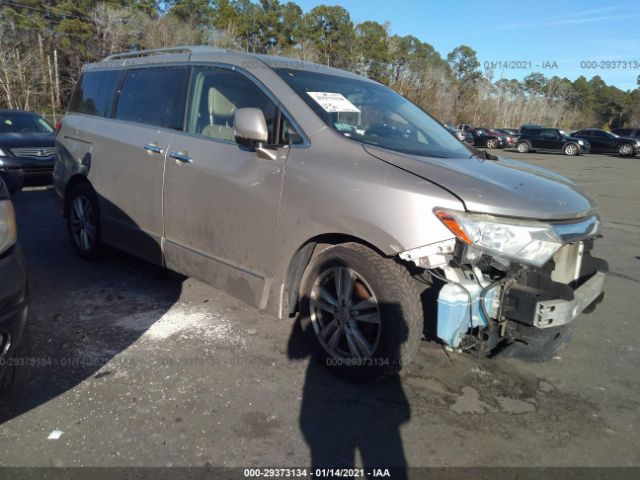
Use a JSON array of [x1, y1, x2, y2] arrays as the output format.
[[0, 188, 184, 423]]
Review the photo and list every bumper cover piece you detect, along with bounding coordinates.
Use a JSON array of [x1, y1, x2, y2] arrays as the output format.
[[533, 271, 605, 328]]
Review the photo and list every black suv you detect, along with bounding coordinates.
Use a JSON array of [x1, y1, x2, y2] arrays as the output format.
[[516, 128, 589, 156], [611, 128, 640, 140], [572, 128, 639, 156]]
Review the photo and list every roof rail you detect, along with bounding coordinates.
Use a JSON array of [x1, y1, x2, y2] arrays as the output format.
[[103, 46, 195, 61]]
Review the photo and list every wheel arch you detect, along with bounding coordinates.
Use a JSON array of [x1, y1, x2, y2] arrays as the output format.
[[63, 174, 93, 219], [283, 233, 390, 319]]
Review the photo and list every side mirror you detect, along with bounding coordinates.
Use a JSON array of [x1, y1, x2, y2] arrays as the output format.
[[234, 108, 268, 146]]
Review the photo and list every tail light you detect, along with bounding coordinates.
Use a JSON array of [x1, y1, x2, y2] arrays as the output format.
[[54, 121, 62, 136]]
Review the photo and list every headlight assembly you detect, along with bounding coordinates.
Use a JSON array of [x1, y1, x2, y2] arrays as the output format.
[[434, 208, 563, 267], [0, 199, 18, 255]]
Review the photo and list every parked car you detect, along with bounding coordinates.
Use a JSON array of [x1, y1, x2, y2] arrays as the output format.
[[469, 128, 506, 148], [0, 177, 28, 392], [516, 128, 589, 155], [444, 124, 473, 144], [519, 124, 543, 133], [572, 128, 639, 156], [55, 47, 607, 381], [611, 127, 640, 140], [492, 128, 518, 146], [484, 128, 515, 147], [496, 128, 519, 136], [0, 110, 56, 186]]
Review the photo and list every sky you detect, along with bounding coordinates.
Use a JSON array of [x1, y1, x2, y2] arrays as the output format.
[[295, 0, 640, 91]]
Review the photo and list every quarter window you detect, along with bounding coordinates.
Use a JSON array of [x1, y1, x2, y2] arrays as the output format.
[[68, 69, 123, 117], [115, 67, 188, 130]]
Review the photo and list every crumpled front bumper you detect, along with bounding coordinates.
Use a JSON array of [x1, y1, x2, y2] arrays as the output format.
[[501, 240, 608, 331], [533, 271, 605, 328]]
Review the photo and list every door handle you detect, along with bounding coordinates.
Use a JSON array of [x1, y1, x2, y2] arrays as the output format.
[[144, 144, 163, 154], [169, 151, 192, 163]]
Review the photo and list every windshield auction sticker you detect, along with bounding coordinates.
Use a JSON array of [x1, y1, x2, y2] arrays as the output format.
[[307, 92, 361, 113]]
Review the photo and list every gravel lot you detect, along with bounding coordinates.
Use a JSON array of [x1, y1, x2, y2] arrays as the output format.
[[0, 150, 638, 469]]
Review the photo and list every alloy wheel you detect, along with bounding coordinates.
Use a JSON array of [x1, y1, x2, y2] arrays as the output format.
[[619, 144, 633, 156], [70, 195, 97, 252], [309, 266, 381, 360], [565, 144, 578, 155]]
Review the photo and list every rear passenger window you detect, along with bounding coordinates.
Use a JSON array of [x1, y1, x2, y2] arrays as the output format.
[[528, 129, 541, 136], [186, 67, 278, 143], [68, 70, 123, 117], [115, 67, 188, 130]]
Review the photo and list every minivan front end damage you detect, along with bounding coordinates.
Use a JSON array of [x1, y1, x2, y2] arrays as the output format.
[[400, 211, 607, 357]]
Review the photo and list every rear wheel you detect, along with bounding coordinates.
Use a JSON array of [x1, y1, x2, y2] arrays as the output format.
[[564, 143, 579, 156], [618, 143, 634, 156], [516, 141, 530, 153], [67, 183, 101, 259], [299, 243, 423, 382]]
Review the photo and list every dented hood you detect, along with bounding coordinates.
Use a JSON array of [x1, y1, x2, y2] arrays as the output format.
[[363, 145, 597, 221]]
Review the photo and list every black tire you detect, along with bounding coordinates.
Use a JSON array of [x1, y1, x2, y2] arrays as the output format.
[[66, 182, 102, 260], [563, 143, 579, 156], [0, 319, 30, 395], [516, 141, 530, 153], [298, 243, 423, 382], [618, 143, 635, 156]]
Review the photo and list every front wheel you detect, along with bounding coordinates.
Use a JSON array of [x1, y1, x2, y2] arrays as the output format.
[[564, 143, 579, 156], [298, 243, 423, 382], [486, 139, 499, 149], [618, 144, 635, 156], [67, 182, 102, 259]]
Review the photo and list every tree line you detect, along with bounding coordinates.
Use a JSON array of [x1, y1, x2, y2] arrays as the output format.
[[1, 0, 639, 128]]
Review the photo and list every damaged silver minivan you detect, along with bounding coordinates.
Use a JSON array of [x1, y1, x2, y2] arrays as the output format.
[[54, 47, 606, 381]]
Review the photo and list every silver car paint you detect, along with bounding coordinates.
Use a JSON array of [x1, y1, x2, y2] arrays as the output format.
[[55, 47, 597, 319], [363, 145, 597, 220]]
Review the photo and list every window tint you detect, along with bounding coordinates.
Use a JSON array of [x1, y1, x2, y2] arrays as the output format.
[[0, 112, 53, 134], [614, 129, 631, 135], [540, 129, 557, 138], [68, 69, 123, 117], [280, 116, 303, 145], [527, 129, 541, 136], [592, 130, 607, 137], [115, 67, 188, 130], [186, 67, 278, 143]]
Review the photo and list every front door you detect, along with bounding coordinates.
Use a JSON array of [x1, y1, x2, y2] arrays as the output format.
[[163, 66, 293, 308]]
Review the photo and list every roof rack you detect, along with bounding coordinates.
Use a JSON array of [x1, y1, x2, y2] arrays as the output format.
[[102, 46, 226, 61]]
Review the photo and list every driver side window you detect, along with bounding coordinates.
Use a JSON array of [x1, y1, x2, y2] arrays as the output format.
[[186, 67, 278, 143]]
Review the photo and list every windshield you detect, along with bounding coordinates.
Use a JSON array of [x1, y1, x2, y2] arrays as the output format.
[[275, 68, 472, 159], [559, 130, 570, 138], [0, 112, 53, 134]]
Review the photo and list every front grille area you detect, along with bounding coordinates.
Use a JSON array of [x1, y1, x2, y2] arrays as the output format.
[[23, 165, 54, 175], [10, 147, 55, 157]]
